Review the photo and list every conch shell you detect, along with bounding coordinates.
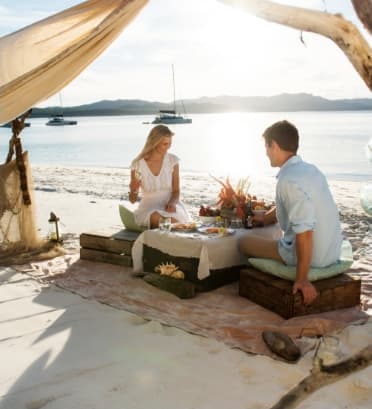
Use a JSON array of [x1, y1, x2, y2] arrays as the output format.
[[154, 262, 185, 280], [170, 270, 185, 280]]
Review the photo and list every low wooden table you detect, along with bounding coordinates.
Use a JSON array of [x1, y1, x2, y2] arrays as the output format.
[[132, 225, 282, 291], [80, 228, 140, 266], [239, 267, 361, 319]]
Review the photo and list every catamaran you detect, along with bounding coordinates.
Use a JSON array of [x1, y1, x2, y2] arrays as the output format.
[[151, 65, 192, 125], [46, 93, 78, 126], [46, 114, 77, 126]]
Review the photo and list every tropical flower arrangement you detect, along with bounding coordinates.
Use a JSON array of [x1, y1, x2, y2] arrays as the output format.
[[211, 176, 252, 219]]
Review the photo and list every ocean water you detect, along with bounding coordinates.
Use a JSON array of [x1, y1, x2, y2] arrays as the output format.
[[1, 111, 371, 182]]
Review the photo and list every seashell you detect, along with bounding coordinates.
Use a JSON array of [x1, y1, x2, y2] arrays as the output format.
[[170, 270, 185, 280], [155, 262, 179, 276]]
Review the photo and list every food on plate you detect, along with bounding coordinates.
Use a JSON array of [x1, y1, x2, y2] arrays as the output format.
[[172, 222, 197, 231], [206, 227, 219, 234], [251, 199, 275, 211]]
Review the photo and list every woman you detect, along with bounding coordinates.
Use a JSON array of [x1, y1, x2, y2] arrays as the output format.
[[129, 124, 190, 228]]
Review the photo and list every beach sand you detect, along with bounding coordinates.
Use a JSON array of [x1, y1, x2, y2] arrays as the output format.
[[1, 165, 372, 409]]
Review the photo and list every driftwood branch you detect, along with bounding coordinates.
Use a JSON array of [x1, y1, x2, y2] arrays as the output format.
[[269, 344, 372, 409], [218, 0, 372, 91], [352, 0, 372, 35]]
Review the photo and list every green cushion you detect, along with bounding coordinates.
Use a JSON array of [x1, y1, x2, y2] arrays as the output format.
[[119, 203, 146, 233], [248, 258, 352, 281], [248, 240, 353, 281]]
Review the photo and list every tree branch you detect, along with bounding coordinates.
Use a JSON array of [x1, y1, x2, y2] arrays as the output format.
[[269, 344, 372, 409], [352, 0, 372, 35], [218, 0, 372, 91]]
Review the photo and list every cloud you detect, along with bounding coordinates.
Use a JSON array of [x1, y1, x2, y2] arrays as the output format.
[[3, 0, 372, 105]]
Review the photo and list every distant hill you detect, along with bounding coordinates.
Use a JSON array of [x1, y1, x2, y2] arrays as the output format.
[[30, 93, 372, 117]]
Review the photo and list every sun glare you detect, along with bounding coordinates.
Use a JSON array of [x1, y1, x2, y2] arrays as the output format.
[[193, 113, 272, 179]]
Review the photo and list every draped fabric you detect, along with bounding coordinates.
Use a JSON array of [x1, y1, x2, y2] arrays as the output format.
[[0, 0, 149, 124]]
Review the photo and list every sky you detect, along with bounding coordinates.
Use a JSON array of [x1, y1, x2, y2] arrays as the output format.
[[1, 0, 371, 107]]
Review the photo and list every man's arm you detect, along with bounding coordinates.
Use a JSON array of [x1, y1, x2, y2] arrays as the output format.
[[293, 230, 318, 305]]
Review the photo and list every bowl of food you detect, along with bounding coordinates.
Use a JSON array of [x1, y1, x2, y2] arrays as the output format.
[[199, 216, 216, 224], [252, 209, 267, 216], [199, 205, 220, 224]]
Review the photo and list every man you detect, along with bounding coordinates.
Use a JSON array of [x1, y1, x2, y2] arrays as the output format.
[[239, 120, 343, 305]]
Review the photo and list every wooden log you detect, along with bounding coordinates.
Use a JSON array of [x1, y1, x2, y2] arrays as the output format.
[[270, 344, 372, 409], [218, 0, 372, 91]]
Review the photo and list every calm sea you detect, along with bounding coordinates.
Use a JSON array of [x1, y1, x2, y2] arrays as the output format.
[[1, 111, 371, 182]]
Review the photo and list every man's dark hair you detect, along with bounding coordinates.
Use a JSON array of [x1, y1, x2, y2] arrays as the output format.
[[262, 120, 299, 153]]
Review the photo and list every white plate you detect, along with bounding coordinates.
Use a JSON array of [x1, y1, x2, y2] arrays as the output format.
[[199, 216, 216, 224]]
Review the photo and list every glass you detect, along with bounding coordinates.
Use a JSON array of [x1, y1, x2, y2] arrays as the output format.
[[230, 218, 243, 229], [360, 183, 372, 216], [134, 169, 142, 182], [366, 138, 372, 163], [159, 217, 172, 231]]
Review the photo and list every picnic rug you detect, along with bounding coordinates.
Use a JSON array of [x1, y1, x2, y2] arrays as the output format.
[[15, 253, 372, 358]]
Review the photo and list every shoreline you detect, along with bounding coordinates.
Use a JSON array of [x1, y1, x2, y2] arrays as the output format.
[[30, 165, 372, 261]]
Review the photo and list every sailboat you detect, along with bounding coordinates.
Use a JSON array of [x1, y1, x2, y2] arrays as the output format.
[[46, 93, 78, 126], [152, 65, 192, 125]]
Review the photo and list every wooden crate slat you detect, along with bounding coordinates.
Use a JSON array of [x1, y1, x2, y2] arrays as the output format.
[[80, 229, 139, 255], [80, 234, 133, 254], [80, 248, 132, 267]]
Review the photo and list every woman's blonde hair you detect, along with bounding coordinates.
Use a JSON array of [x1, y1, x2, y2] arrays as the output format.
[[132, 125, 174, 166]]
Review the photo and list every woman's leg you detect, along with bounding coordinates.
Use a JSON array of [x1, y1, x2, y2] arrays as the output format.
[[238, 234, 283, 262]]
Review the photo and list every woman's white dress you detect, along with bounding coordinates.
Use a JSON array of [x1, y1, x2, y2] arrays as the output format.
[[133, 153, 190, 227]]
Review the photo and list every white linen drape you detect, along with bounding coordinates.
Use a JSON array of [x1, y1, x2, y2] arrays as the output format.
[[0, 0, 148, 124]]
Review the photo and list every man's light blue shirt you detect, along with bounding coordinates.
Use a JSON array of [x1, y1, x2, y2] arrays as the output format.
[[276, 155, 342, 267]]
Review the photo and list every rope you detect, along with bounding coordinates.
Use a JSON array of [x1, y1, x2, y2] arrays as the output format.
[[5, 110, 32, 205]]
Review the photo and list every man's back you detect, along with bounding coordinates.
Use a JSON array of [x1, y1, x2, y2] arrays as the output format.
[[276, 156, 342, 267]]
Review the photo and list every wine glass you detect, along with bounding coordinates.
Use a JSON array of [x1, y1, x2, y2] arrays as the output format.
[[134, 169, 142, 183]]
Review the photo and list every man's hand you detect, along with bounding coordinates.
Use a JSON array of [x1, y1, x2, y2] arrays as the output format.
[[293, 279, 318, 306]]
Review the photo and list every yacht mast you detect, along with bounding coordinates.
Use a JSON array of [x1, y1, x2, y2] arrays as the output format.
[[172, 64, 176, 113]]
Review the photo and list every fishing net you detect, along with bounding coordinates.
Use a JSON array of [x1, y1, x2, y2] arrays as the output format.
[[0, 150, 39, 250], [0, 116, 65, 265]]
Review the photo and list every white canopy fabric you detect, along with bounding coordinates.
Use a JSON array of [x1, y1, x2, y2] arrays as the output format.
[[0, 0, 149, 124]]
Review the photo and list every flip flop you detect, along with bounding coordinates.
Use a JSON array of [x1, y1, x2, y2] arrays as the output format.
[[262, 330, 301, 362]]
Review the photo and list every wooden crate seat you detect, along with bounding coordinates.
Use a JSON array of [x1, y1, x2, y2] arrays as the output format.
[[239, 267, 361, 319], [80, 228, 140, 266]]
